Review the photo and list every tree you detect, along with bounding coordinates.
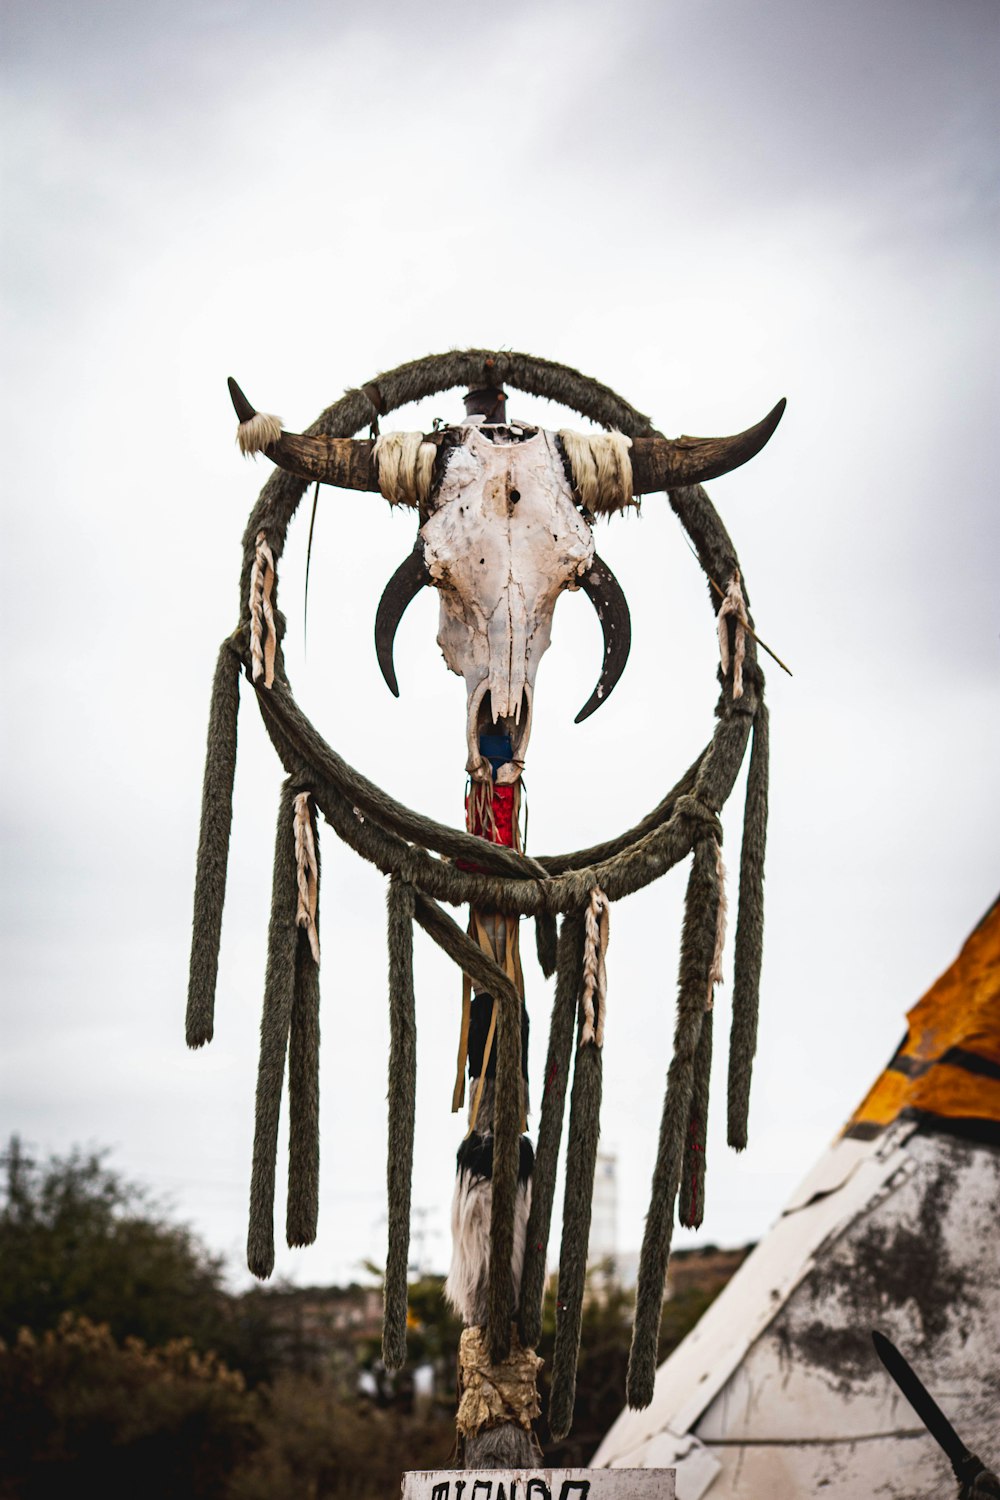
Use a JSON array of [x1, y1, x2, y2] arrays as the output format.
[[0, 1137, 275, 1380]]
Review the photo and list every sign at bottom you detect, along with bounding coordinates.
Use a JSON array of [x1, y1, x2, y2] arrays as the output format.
[[402, 1470, 674, 1500]]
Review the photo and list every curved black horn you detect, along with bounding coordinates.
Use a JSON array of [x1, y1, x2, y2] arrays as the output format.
[[227, 375, 379, 490], [228, 375, 258, 423], [574, 553, 632, 723], [375, 543, 431, 696], [629, 398, 787, 493]]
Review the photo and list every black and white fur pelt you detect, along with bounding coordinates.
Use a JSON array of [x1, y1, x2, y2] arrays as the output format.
[[446, 1126, 534, 1325], [445, 989, 534, 1325]]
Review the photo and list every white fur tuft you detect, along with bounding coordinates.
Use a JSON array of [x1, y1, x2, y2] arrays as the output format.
[[372, 431, 437, 508], [558, 430, 633, 514], [445, 1165, 532, 1326], [237, 411, 283, 456]]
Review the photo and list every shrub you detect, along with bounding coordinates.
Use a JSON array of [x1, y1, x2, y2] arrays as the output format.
[[0, 1314, 254, 1500]]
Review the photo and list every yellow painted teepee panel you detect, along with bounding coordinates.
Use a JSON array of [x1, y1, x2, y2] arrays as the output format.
[[849, 898, 1000, 1132]]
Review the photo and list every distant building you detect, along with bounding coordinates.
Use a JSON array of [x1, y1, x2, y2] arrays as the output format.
[[588, 1150, 619, 1276]]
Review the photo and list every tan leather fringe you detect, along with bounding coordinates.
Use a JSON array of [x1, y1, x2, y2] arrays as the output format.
[[452, 970, 472, 1112], [580, 886, 610, 1048], [292, 792, 320, 964], [717, 568, 749, 701], [249, 530, 277, 688]]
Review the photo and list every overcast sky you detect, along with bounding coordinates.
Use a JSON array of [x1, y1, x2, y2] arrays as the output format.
[[3, 0, 998, 1289]]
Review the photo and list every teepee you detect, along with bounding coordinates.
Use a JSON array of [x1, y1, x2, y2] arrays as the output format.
[[593, 898, 1000, 1498]]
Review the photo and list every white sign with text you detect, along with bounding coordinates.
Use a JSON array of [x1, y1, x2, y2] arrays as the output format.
[[402, 1470, 674, 1500]]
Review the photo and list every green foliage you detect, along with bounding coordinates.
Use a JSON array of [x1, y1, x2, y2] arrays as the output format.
[[0, 1137, 278, 1383], [227, 1372, 454, 1500], [0, 1314, 254, 1499], [0, 1315, 453, 1500]]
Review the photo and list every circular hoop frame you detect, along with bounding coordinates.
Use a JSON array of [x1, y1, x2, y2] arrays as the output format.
[[233, 348, 761, 894]]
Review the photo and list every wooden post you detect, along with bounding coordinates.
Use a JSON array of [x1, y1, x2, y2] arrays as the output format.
[[458, 382, 537, 1470]]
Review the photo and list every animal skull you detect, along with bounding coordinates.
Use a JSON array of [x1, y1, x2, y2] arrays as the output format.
[[421, 426, 593, 780], [370, 418, 635, 781]]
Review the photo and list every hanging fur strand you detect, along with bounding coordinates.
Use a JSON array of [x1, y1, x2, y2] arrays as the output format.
[[626, 836, 720, 1409], [728, 700, 770, 1149], [678, 1006, 713, 1229], [187, 640, 241, 1048], [383, 876, 417, 1372], [486, 980, 525, 1364], [548, 1036, 604, 1441], [534, 910, 559, 979], [518, 912, 586, 1348], [286, 809, 321, 1249], [247, 782, 301, 1279]]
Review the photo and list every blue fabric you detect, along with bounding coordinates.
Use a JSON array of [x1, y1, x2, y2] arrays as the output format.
[[479, 732, 513, 779]]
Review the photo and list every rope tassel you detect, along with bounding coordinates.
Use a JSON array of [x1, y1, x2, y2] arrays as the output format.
[[383, 876, 417, 1372], [186, 640, 241, 1048]]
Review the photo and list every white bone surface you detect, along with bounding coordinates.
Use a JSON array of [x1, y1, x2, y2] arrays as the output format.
[[420, 427, 593, 779]]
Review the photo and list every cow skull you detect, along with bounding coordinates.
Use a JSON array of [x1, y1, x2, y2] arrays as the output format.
[[397, 424, 621, 780], [226, 378, 785, 779]]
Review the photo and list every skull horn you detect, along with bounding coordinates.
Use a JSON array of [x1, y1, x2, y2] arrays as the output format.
[[630, 398, 786, 493], [227, 377, 379, 492], [375, 543, 432, 696], [574, 553, 632, 723]]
